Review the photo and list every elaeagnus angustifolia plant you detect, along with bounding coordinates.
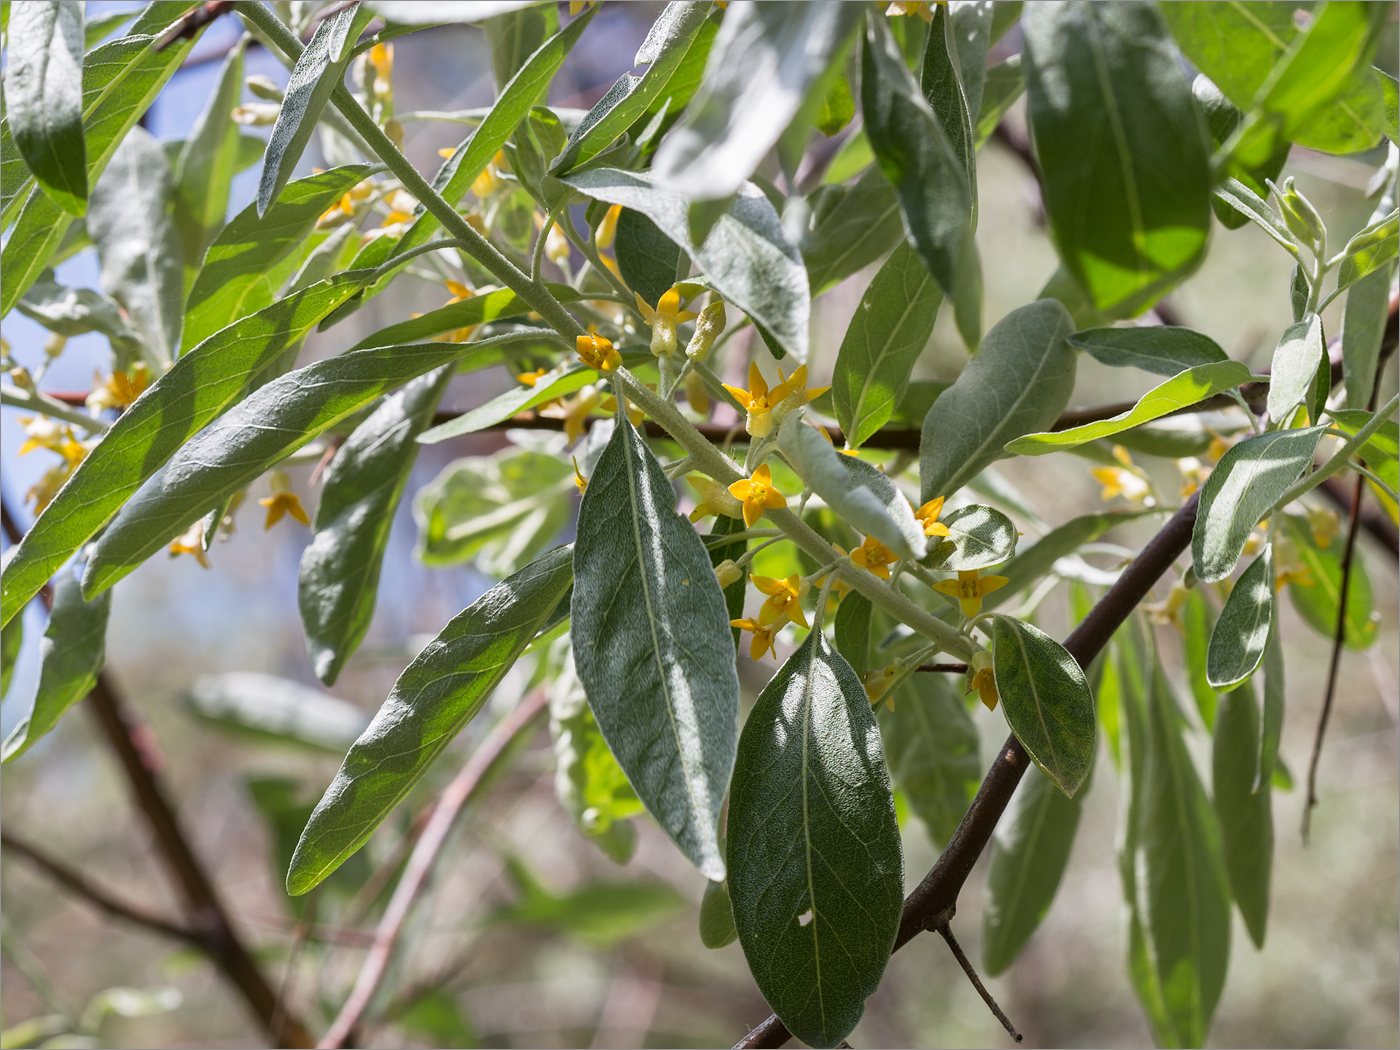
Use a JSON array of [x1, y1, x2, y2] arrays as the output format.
[[1, 2, 1396, 1047]]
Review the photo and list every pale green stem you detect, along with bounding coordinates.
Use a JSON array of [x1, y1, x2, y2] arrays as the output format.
[[1271, 393, 1400, 512], [234, 1, 585, 342], [531, 201, 567, 285], [612, 367, 975, 661], [559, 208, 638, 311], [704, 528, 780, 547], [1, 385, 109, 433]]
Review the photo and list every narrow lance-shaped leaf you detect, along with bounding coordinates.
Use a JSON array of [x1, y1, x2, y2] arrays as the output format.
[[1192, 426, 1326, 582], [299, 365, 455, 686], [862, 11, 981, 347], [1022, 1, 1211, 315], [570, 419, 738, 880], [84, 342, 474, 598], [1007, 361, 1254, 455], [802, 164, 905, 294], [614, 208, 686, 311], [651, 2, 861, 202], [981, 762, 1087, 976], [258, 3, 376, 216], [991, 615, 1096, 797], [832, 242, 942, 448], [1282, 514, 1378, 650], [1266, 314, 1324, 423], [482, 2, 559, 90], [950, 0, 995, 122], [1257, 614, 1285, 792], [86, 126, 183, 370], [4, 0, 87, 216], [1333, 210, 1399, 298], [1067, 326, 1229, 378], [698, 878, 737, 949], [921, 299, 1077, 501], [1341, 262, 1395, 411], [1212, 678, 1273, 949], [1206, 548, 1274, 691], [288, 545, 574, 894], [727, 628, 903, 1050], [974, 54, 1023, 147], [0, 273, 376, 629], [922, 2, 976, 209], [2, 573, 110, 763], [880, 674, 981, 846]]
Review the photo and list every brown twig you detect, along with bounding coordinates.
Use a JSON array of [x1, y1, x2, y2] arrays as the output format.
[[733, 492, 1201, 1049], [935, 920, 1022, 1043], [915, 662, 969, 673], [155, 0, 236, 50], [0, 830, 198, 944], [318, 689, 550, 1049]]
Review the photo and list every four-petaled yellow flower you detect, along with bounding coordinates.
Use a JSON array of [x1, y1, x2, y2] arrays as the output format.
[[731, 617, 778, 661], [863, 666, 899, 708], [596, 204, 622, 249], [472, 150, 508, 199], [572, 455, 588, 493], [967, 652, 998, 711], [259, 471, 310, 530], [317, 178, 373, 226], [886, 1, 934, 21], [635, 287, 698, 358], [728, 464, 787, 527], [851, 535, 897, 579], [1306, 506, 1339, 549], [687, 474, 742, 522], [168, 522, 211, 569], [722, 363, 830, 439], [915, 496, 950, 537], [369, 42, 393, 82], [934, 568, 1009, 617], [576, 332, 620, 372], [1091, 446, 1150, 504], [18, 416, 78, 459], [751, 573, 810, 629], [87, 365, 148, 412], [517, 367, 548, 387]]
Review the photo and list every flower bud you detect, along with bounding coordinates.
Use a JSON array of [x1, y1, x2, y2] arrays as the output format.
[[232, 102, 280, 126], [714, 559, 743, 588], [684, 370, 709, 414], [1278, 177, 1325, 246], [245, 75, 284, 101], [384, 118, 405, 150], [685, 300, 726, 361]]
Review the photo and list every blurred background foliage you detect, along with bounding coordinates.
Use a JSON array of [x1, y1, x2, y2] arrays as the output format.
[[1, 3, 1396, 1047]]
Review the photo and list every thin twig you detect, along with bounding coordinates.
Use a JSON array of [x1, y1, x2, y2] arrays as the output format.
[[0, 831, 199, 944], [1302, 465, 1367, 842], [318, 690, 550, 1049], [935, 920, 1023, 1043], [915, 662, 969, 674]]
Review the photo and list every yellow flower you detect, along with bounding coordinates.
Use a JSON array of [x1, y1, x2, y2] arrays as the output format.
[[369, 41, 393, 81], [18, 416, 74, 457], [168, 522, 211, 570], [1306, 506, 1340, 549], [576, 332, 620, 372], [727, 464, 787, 527], [714, 559, 743, 588], [86, 365, 148, 411], [1091, 453, 1150, 503], [517, 367, 549, 387], [687, 474, 743, 522], [569, 0, 597, 13], [731, 617, 777, 661], [443, 280, 473, 305], [472, 150, 508, 199], [596, 204, 622, 249], [915, 497, 950, 538], [1205, 431, 1233, 464], [864, 666, 899, 708], [1274, 539, 1314, 588], [1176, 456, 1208, 498], [635, 287, 698, 359], [1144, 579, 1190, 627], [722, 363, 830, 438], [851, 535, 897, 579], [25, 464, 69, 514], [438, 146, 457, 160], [259, 471, 310, 530], [542, 384, 603, 444], [751, 573, 810, 629], [814, 547, 852, 601], [572, 455, 588, 493], [598, 391, 645, 427], [933, 568, 1009, 617], [886, 0, 934, 21], [317, 178, 374, 226], [967, 652, 998, 711]]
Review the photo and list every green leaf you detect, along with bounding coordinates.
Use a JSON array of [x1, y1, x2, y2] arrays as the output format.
[[1228, 1, 1390, 169], [1181, 586, 1219, 730], [0, 612, 21, 701], [1282, 514, 1378, 650], [4, 1, 87, 215], [86, 125, 183, 370], [1381, 68, 1399, 144], [417, 360, 605, 444], [920, 299, 1077, 501], [651, 3, 860, 201], [727, 628, 903, 1050], [1257, 613, 1284, 793], [1211, 678, 1273, 949], [777, 413, 928, 560], [397, 989, 478, 1050], [1266, 315, 1324, 423], [950, 0, 995, 121], [1341, 263, 1395, 411], [1328, 408, 1399, 503], [257, 3, 375, 216], [186, 672, 370, 754], [862, 12, 981, 347], [921, 2, 976, 209], [347, 284, 579, 352], [880, 673, 981, 846], [0, 274, 373, 628], [551, 2, 712, 175], [802, 164, 905, 294], [974, 53, 1023, 147], [561, 167, 810, 358], [1, 29, 194, 315], [614, 207, 686, 309], [570, 420, 738, 880], [706, 512, 749, 650], [1023, 1, 1210, 315], [288, 546, 574, 894], [832, 242, 942, 448], [83, 341, 472, 597], [413, 447, 574, 573], [482, 3, 558, 90], [16, 271, 137, 353], [990, 615, 1095, 797], [1333, 210, 1399, 298], [1007, 361, 1254, 455], [491, 864, 686, 948], [182, 165, 372, 351], [82, 7, 133, 45], [1067, 325, 1230, 377], [833, 592, 872, 678], [923, 503, 1018, 572], [172, 39, 244, 287], [985, 507, 1157, 612], [299, 366, 454, 686], [1159, 2, 1299, 111], [699, 878, 737, 949], [981, 763, 1086, 976], [1194, 74, 1291, 232], [1192, 426, 1326, 583], [2, 572, 109, 762], [1211, 176, 1299, 255], [1206, 549, 1274, 691]]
